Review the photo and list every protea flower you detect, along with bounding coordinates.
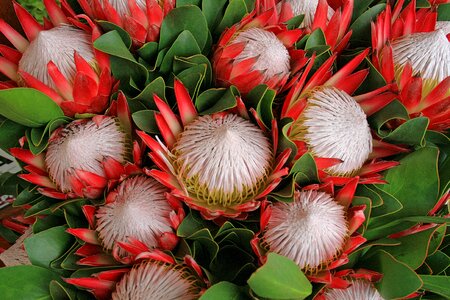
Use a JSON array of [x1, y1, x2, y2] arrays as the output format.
[[212, 8, 305, 94], [0, 0, 113, 117], [66, 254, 205, 299], [252, 179, 367, 286], [372, 0, 450, 131], [320, 279, 384, 300], [10, 94, 133, 200], [66, 176, 184, 266], [137, 80, 291, 219], [258, 0, 334, 28], [282, 50, 406, 184], [77, 0, 175, 46]]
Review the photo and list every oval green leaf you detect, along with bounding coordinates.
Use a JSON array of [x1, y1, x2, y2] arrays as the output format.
[[0, 88, 64, 128]]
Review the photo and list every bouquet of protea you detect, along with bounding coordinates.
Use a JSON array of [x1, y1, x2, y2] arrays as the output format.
[[0, 0, 448, 299]]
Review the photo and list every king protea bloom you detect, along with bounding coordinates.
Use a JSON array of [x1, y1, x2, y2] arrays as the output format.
[[252, 179, 367, 286], [213, 8, 306, 94], [77, 0, 175, 46], [66, 176, 184, 266], [0, 0, 113, 117], [321, 279, 384, 300], [66, 254, 205, 300], [10, 94, 134, 200], [258, 0, 334, 28], [137, 80, 291, 219], [372, 0, 450, 131], [282, 49, 406, 184]]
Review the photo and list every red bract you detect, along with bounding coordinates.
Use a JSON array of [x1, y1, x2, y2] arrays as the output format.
[[77, 0, 175, 46], [0, 0, 114, 117]]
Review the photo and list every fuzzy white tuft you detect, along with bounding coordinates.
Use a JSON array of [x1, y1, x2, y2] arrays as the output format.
[[96, 176, 172, 254], [18, 25, 94, 89], [302, 87, 372, 176], [392, 29, 450, 84], [173, 114, 272, 200], [279, 0, 334, 27], [45, 117, 127, 193], [264, 190, 347, 271], [233, 28, 290, 80], [324, 279, 384, 300], [436, 21, 450, 35], [112, 262, 199, 300]]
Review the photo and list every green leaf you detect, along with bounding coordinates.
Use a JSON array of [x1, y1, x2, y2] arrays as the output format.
[[438, 3, 450, 20], [368, 100, 410, 135], [248, 253, 312, 299], [0, 88, 64, 127], [159, 6, 209, 51], [426, 250, 450, 275], [132, 77, 166, 110], [0, 118, 26, 151], [94, 31, 148, 86], [97, 20, 132, 48], [0, 265, 61, 300], [383, 117, 429, 146], [24, 225, 73, 268], [200, 281, 249, 300], [160, 30, 202, 73], [132, 110, 159, 134], [362, 250, 422, 299], [382, 224, 446, 269], [215, 0, 248, 35], [350, 4, 386, 44], [305, 29, 327, 49], [291, 153, 319, 186], [202, 0, 229, 31], [378, 147, 440, 218], [49, 280, 75, 300], [420, 275, 450, 298], [196, 87, 238, 114]]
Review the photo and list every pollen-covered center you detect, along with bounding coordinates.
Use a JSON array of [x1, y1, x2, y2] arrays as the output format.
[[233, 28, 290, 80], [95, 176, 172, 255], [172, 114, 273, 208], [112, 262, 200, 300], [291, 87, 372, 176], [324, 279, 384, 300], [45, 117, 128, 193], [280, 0, 334, 27], [392, 29, 450, 93], [264, 190, 348, 273], [18, 25, 95, 88]]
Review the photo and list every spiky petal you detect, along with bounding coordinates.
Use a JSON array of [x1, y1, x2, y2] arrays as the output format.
[[112, 261, 201, 300], [279, 0, 334, 27], [263, 190, 348, 273], [45, 117, 128, 195], [96, 176, 172, 256]]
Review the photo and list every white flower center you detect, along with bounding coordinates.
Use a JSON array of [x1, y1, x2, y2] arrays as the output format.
[[324, 280, 384, 300], [173, 114, 273, 207], [264, 190, 348, 272], [436, 21, 450, 35], [295, 87, 372, 176], [46, 117, 128, 193], [18, 25, 95, 88], [234, 28, 290, 80], [279, 0, 334, 27], [392, 30, 450, 86], [96, 176, 172, 254], [112, 262, 200, 300]]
